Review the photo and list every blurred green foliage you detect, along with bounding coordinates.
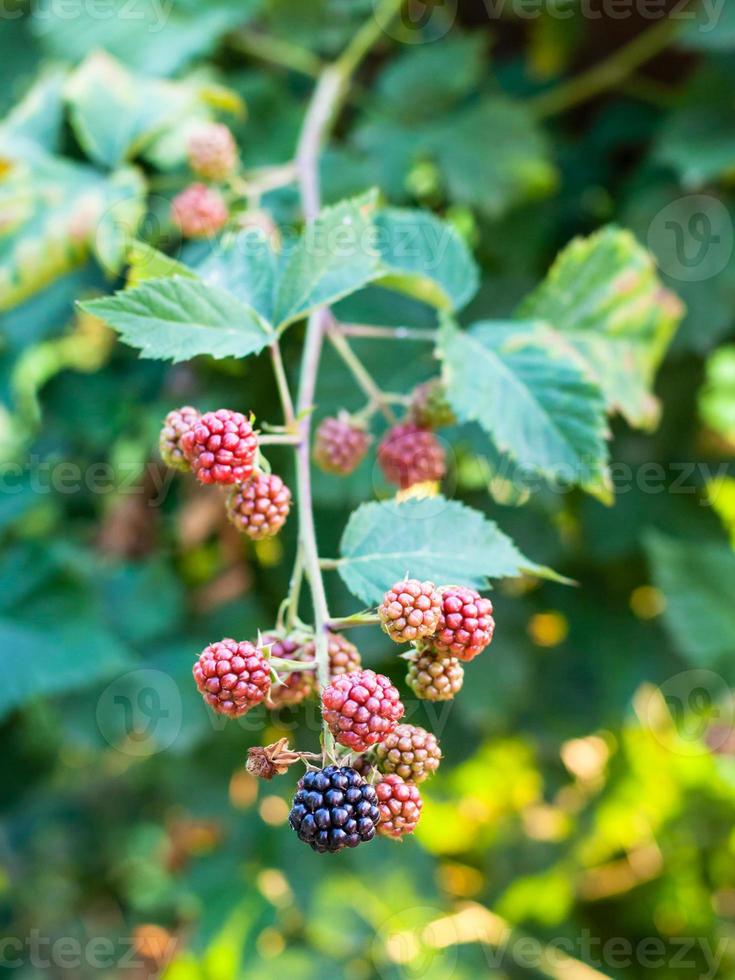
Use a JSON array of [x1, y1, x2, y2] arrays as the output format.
[[2, 1, 735, 978]]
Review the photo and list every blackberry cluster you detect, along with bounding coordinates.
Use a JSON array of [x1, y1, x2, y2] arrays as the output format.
[[193, 639, 270, 716], [187, 123, 237, 181], [289, 765, 380, 852], [225, 473, 292, 539], [433, 586, 495, 661], [322, 669, 404, 752]]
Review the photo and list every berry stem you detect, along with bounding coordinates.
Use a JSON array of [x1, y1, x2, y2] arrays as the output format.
[[339, 323, 438, 343], [529, 13, 685, 119], [326, 317, 398, 424], [258, 433, 301, 446], [268, 342, 296, 427], [291, 0, 405, 759], [327, 613, 381, 631], [230, 30, 324, 78]]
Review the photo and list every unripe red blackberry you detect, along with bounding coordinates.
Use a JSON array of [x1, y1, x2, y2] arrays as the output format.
[[187, 123, 237, 181], [181, 409, 258, 485], [313, 415, 370, 476], [375, 723, 441, 783], [193, 638, 270, 716], [159, 406, 200, 472], [302, 631, 362, 679], [406, 648, 464, 701], [262, 634, 315, 709], [377, 422, 446, 489], [289, 765, 380, 852], [433, 586, 495, 661], [322, 669, 404, 753], [375, 774, 423, 837], [225, 473, 291, 539], [409, 379, 456, 429], [378, 579, 442, 644], [171, 183, 228, 238]]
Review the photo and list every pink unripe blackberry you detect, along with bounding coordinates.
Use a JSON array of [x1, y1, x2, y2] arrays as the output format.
[[181, 409, 258, 486], [313, 414, 371, 476], [159, 406, 200, 472], [375, 723, 441, 783], [226, 473, 291, 539], [321, 669, 404, 753], [406, 648, 464, 701], [193, 638, 270, 716], [378, 579, 442, 644], [187, 123, 237, 181], [375, 774, 423, 837], [378, 422, 446, 489], [302, 631, 362, 679], [262, 634, 315, 709], [171, 183, 228, 238], [433, 586, 495, 661]]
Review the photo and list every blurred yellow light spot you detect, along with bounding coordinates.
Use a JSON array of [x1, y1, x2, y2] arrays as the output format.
[[528, 611, 568, 647], [630, 585, 666, 619], [59, 744, 93, 769], [255, 928, 285, 959], [706, 476, 735, 546], [561, 735, 609, 782], [255, 536, 282, 567], [257, 868, 292, 907], [522, 803, 569, 842], [457, 797, 491, 822], [259, 795, 289, 825], [229, 770, 257, 809], [385, 930, 421, 964], [437, 862, 484, 898]]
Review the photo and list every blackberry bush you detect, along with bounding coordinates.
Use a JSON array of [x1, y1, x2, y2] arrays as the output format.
[[79, 0, 685, 861]]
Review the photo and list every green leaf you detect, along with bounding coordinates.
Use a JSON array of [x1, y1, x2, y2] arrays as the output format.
[[0, 149, 127, 311], [93, 166, 147, 275], [196, 231, 279, 323], [336, 496, 567, 605], [0, 617, 133, 720], [432, 99, 558, 219], [438, 319, 611, 499], [273, 192, 383, 330], [64, 50, 236, 169], [374, 33, 487, 119], [374, 209, 479, 312], [645, 531, 735, 668], [80, 276, 273, 362], [517, 226, 684, 429], [32, 0, 261, 77], [127, 241, 198, 286], [0, 68, 66, 152]]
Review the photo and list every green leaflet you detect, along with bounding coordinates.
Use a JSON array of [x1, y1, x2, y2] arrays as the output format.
[[645, 531, 735, 669], [438, 318, 611, 501], [336, 496, 568, 605], [80, 276, 274, 362], [517, 225, 684, 430]]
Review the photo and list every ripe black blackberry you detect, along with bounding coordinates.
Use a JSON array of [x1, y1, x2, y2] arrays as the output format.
[[289, 765, 380, 853]]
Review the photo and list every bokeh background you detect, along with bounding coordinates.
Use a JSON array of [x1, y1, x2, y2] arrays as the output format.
[[2, 1, 735, 977]]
